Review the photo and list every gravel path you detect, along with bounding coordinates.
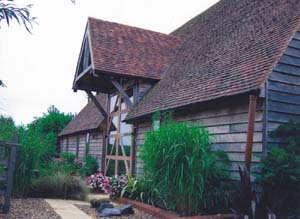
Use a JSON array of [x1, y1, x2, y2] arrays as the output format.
[[0, 198, 61, 219], [76, 204, 159, 219]]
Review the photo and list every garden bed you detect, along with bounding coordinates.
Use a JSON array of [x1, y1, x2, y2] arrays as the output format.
[[117, 198, 236, 219], [76, 202, 159, 219], [0, 198, 61, 219]]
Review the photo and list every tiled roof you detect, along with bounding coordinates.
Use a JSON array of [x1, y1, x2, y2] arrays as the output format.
[[59, 95, 107, 137], [88, 17, 182, 80], [127, 0, 300, 120]]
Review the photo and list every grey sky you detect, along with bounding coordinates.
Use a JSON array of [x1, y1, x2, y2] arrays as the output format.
[[0, 0, 218, 125]]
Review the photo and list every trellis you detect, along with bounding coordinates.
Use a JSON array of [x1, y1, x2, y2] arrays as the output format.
[[0, 140, 18, 214], [104, 82, 134, 176]]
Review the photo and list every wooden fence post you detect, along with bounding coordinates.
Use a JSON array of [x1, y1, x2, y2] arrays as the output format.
[[1, 133, 19, 214]]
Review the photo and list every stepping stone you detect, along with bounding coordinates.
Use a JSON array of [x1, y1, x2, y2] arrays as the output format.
[[97, 203, 114, 213], [90, 199, 110, 209], [99, 208, 121, 217], [119, 204, 134, 215]]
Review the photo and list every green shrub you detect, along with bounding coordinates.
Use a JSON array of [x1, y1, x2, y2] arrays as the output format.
[[257, 120, 300, 218], [79, 155, 98, 177], [29, 172, 88, 200], [59, 152, 81, 174], [141, 114, 234, 216], [12, 106, 73, 196], [0, 115, 16, 141], [13, 128, 48, 196], [121, 175, 168, 209]]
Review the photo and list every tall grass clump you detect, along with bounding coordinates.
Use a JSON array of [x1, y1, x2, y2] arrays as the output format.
[[141, 113, 234, 216], [29, 172, 88, 200]]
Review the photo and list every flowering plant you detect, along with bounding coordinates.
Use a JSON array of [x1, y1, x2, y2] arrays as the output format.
[[109, 174, 128, 197], [86, 173, 110, 193]]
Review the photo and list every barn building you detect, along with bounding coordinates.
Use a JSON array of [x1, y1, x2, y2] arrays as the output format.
[[65, 0, 300, 178]]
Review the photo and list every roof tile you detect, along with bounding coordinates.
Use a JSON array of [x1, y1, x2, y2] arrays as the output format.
[[127, 0, 300, 120], [59, 94, 107, 137], [88, 17, 182, 80]]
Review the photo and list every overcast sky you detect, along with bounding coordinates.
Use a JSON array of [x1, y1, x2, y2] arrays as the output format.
[[0, 0, 218, 125]]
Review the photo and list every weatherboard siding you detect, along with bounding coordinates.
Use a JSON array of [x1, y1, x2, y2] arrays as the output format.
[[266, 30, 300, 148], [134, 97, 264, 179], [88, 132, 104, 171], [60, 131, 104, 171]]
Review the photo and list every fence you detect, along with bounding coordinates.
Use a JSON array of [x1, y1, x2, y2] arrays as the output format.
[[0, 140, 19, 214]]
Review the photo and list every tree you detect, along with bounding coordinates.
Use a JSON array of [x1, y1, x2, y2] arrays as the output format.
[[0, 80, 7, 87], [28, 105, 74, 153], [0, 0, 75, 33], [0, 0, 36, 33], [0, 114, 16, 141]]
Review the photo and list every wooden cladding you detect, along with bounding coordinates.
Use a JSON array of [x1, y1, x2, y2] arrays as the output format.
[[134, 97, 264, 179], [266, 30, 300, 148]]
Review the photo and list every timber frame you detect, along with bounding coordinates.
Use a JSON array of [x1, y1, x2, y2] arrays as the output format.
[[105, 80, 135, 175], [71, 22, 153, 175]]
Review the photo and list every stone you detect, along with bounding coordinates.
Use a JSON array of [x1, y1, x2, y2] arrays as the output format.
[[99, 208, 121, 217], [119, 204, 134, 215], [97, 203, 114, 213], [90, 199, 110, 209]]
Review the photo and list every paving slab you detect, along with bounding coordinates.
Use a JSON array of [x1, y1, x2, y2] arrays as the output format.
[[45, 199, 93, 219], [88, 194, 109, 201]]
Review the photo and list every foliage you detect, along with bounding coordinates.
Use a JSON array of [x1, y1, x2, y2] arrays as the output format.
[[256, 120, 300, 218], [0, 0, 75, 33], [29, 172, 88, 200], [12, 106, 73, 196], [0, 0, 36, 33], [79, 155, 98, 177], [53, 153, 98, 177], [0, 114, 16, 141], [109, 174, 128, 197], [86, 173, 110, 193], [121, 175, 167, 209], [141, 113, 234, 216], [60, 152, 82, 174], [28, 105, 73, 153], [13, 127, 47, 196]]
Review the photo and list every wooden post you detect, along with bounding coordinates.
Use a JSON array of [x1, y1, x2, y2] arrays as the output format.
[[3, 133, 19, 214], [111, 80, 133, 110], [86, 91, 108, 117], [245, 95, 257, 171]]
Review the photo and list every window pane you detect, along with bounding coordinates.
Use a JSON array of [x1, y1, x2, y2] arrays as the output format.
[[110, 95, 117, 112], [122, 135, 132, 148], [110, 116, 118, 135], [120, 113, 131, 133], [121, 99, 126, 110], [108, 138, 116, 155]]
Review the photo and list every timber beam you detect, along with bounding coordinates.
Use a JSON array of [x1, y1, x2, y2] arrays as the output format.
[[244, 95, 257, 171], [111, 79, 133, 110], [86, 91, 108, 118], [75, 66, 92, 83]]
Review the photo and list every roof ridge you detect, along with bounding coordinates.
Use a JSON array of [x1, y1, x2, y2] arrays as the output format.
[[88, 16, 180, 40]]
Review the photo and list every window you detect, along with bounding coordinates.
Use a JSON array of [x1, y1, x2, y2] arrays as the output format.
[[76, 136, 80, 159], [85, 132, 90, 157], [66, 138, 69, 152]]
